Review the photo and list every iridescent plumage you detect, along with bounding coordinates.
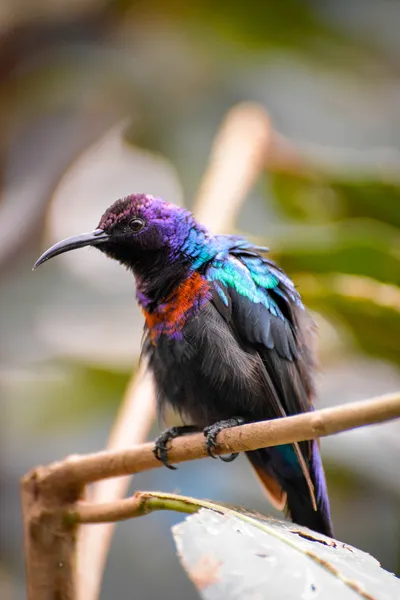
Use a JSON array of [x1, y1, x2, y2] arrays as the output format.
[[34, 193, 333, 536]]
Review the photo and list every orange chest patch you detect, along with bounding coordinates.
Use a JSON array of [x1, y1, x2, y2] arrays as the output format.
[[142, 272, 210, 340]]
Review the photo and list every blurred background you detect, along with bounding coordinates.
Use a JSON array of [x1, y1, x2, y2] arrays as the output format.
[[1, 1, 400, 598]]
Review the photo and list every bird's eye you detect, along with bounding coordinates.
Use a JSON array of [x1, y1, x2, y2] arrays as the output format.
[[128, 217, 145, 233]]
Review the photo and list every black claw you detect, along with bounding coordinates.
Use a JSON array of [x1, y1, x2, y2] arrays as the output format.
[[219, 452, 239, 463], [204, 427, 219, 459], [153, 429, 178, 470], [153, 425, 199, 470], [203, 417, 245, 462]]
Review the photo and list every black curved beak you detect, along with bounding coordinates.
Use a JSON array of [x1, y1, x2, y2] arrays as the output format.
[[33, 229, 110, 270]]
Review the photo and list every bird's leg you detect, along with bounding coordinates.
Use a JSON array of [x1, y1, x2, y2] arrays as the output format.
[[203, 417, 246, 462], [153, 425, 200, 470]]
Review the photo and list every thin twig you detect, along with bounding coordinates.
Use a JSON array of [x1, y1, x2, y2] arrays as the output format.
[[73, 491, 202, 524], [29, 392, 400, 497]]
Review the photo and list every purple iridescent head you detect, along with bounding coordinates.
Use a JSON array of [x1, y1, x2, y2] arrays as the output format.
[[99, 194, 193, 251], [33, 194, 211, 275]]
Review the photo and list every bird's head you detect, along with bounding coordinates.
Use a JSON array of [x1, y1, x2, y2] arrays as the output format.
[[34, 194, 203, 274]]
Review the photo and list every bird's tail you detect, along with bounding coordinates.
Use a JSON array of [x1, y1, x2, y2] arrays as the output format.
[[246, 440, 333, 537]]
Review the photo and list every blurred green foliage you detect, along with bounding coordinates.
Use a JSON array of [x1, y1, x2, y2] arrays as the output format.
[[267, 169, 400, 366], [271, 171, 400, 228], [41, 363, 129, 427], [176, 0, 339, 51]]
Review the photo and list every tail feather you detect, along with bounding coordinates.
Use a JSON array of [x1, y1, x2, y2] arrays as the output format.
[[250, 462, 287, 511], [247, 441, 333, 537]]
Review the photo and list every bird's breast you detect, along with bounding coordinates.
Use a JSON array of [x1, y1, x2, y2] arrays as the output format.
[[145, 300, 266, 426], [142, 271, 211, 341]]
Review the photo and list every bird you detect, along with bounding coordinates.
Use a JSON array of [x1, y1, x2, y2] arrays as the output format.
[[34, 193, 333, 537]]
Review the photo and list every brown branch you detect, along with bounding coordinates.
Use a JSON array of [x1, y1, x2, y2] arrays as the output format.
[[21, 470, 82, 600], [25, 392, 400, 497]]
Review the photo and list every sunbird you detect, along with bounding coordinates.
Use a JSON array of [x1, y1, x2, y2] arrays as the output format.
[[34, 193, 333, 536]]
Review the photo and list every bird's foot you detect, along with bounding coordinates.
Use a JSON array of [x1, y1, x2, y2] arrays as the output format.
[[203, 417, 246, 462], [153, 425, 200, 470]]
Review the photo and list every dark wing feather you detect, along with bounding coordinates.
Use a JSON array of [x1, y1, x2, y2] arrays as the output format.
[[206, 249, 319, 510], [210, 280, 317, 421]]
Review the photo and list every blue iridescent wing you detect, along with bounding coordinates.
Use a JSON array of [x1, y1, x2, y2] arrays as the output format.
[[205, 243, 315, 417]]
